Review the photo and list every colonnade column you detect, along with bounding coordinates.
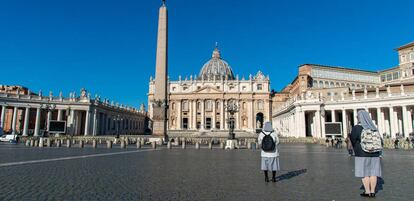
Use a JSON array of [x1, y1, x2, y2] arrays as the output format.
[[342, 109, 348, 138], [376, 107, 383, 136], [249, 100, 254, 130], [331, 110, 336, 122], [22, 107, 30, 136], [320, 110, 326, 138], [47, 109, 52, 132], [353, 109, 358, 126], [0, 105, 6, 130], [84, 110, 90, 136], [92, 109, 97, 136], [408, 107, 413, 134], [11, 107, 18, 134], [224, 100, 228, 130], [34, 107, 41, 136], [188, 100, 193, 129], [402, 105, 410, 137], [389, 107, 396, 138], [57, 109, 63, 121]]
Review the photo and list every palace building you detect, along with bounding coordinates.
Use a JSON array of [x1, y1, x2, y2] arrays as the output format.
[[272, 41, 414, 139]]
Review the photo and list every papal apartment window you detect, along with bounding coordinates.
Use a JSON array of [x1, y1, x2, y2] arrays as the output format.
[[386, 73, 392, 81], [242, 86, 246, 91], [393, 72, 400, 80], [257, 84, 262, 90], [380, 75, 386, 82], [172, 87, 176, 91], [183, 86, 188, 91], [411, 52, 414, 61]]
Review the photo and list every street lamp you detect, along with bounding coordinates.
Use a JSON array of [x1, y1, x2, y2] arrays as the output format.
[[40, 102, 55, 137], [225, 102, 239, 140]]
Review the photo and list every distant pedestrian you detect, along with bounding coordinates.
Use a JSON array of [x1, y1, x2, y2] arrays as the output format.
[[345, 136, 353, 156], [325, 138, 330, 147], [331, 138, 334, 147], [258, 121, 280, 183], [411, 137, 414, 148], [350, 110, 382, 198], [394, 138, 399, 149]]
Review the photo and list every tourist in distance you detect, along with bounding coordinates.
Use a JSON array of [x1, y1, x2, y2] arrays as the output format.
[[345, 136, 354, 156], [350, 110, 383, 198], [258, 122, 280, 183]]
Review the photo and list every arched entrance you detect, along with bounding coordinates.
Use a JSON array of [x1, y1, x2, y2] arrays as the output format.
[[256, 112, 264, 133]]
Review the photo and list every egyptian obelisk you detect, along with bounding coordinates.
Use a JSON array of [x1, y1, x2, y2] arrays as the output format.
[[152, 0, 168, 138]]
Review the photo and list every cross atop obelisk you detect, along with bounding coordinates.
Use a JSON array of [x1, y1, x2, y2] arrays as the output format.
[[152, 0, 168, 139]]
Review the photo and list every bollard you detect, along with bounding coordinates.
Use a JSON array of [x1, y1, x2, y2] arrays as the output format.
[[25, 140, 30, 146], [30, 139, 35, 147], [195, 142, 200, 149], [252, 142, 257, 150], [107, 140, 112, 149], [247, 142, 252, 150], [79, 140, 84, 148], [56, 140, 61, 147], [66, 139, 72, 148], [136, 141, 141, 149], [167, 141, 171, 149], [125, 138, 129, 145], [208, 142, 213, 149], [60, 139, 64, 145], [182, 141, 186, 149], [92, 140, 97, 148], [220, 142, 225, 149], [34, 139, 39, 147], [99, 139, 102, 144], [121, 140, 126, 149], [39, 138, 44, 147], [151, 142, 156, 149], [46, 138, 51, 147]]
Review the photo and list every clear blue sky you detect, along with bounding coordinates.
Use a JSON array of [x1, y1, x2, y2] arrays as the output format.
[[1, 0, 413, 108]]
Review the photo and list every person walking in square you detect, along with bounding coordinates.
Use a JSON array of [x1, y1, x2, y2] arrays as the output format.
[[350, 110, 382, 198], [258, 121, 280, 183]]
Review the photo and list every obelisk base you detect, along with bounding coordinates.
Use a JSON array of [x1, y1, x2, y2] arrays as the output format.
[[152, 106, 167, 137]]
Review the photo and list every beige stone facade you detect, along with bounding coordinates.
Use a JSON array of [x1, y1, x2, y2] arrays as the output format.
[[273, 42, 414, 139], [148, 46, 273, 136]]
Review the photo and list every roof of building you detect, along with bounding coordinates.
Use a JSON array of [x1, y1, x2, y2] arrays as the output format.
[[396, 41, 414, 51], [300, 63, 379, 74], [198, 45, 235, 81]]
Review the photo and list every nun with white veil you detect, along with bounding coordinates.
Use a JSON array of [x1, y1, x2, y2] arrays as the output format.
[[350, 110, 382, 198]]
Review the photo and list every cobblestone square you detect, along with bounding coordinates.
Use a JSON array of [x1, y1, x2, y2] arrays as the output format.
[[0, 143, 413, 201]]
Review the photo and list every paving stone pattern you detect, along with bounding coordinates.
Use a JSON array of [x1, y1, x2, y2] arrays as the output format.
[[0, 143, 413, 201]]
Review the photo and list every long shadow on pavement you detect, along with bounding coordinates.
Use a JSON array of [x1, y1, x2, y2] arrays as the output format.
[[276, 169, 307, 182]]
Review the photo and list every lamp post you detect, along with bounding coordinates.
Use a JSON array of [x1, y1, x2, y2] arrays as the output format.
[[40, 102, 55, 137], [225, 102, 239, 140]]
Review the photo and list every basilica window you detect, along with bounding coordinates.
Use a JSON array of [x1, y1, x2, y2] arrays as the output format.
[[257, 100, 264, 110], [197, 102, 201, 111], [206, 100, 212, 111], [257, 84, 263, 90], [171, 102, 175, 110], [182, 101, 189, 112], [216, 101, 221, 111], [243, 102, 247, 110]]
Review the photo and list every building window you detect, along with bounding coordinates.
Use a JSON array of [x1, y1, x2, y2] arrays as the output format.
[[182, 101, 189, 111], [411, 52, 414, 61], [172, 87, 176, 91], [380, 75, 386, 82], [183, 86, 188, 91], [412, 68, 414, 76], [197, 102, 201, 111], [197, 86, 201, 90], [401, 55, 407, 63], [257, 84, 262, 90], [257, 100, 264, 110], [171, 102, 175, 110], [216, 86, 220, 89], [243, 102, 247, 110], [386, 73, 392, 81], [393, 72, 400, 80], [206, 100, 212, 111], [242, 86, 246, 91]]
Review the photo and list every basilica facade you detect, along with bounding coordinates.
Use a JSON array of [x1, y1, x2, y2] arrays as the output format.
[[148, 46, 273, 136]]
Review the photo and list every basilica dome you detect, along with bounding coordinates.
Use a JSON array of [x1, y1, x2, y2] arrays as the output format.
[[198, 46, 235, 81]]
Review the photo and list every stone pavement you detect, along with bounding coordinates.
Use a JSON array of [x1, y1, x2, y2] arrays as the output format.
[[0, 143, 413, 201]]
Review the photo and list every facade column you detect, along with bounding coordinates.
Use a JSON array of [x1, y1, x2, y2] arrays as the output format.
[[402, 106, 409, 137], [296, 109, 305, 137], [84, 110, 90, 136], [57, 109, 63, 121], [249, 100, 254, 130], [34, 107, 41, 136], [0, 105, 6, 130], [92, 109, 97, 136], [177, 100, 182, 129], [331, 110, 336, 122], [193, 100, 197, 129], [201, 100, 205, 129], [389, 107, 396, 138], [342, 109, 348, 138], [235, 101, 240, 130], [353, 108, 358, 126], [212, 100, 216, 130], [11, 107, 18, 134], [188, 100, 192, 129], [22, 107, 30, 136], [220, 100, 224, 130], [224, 100, 228, 130]]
